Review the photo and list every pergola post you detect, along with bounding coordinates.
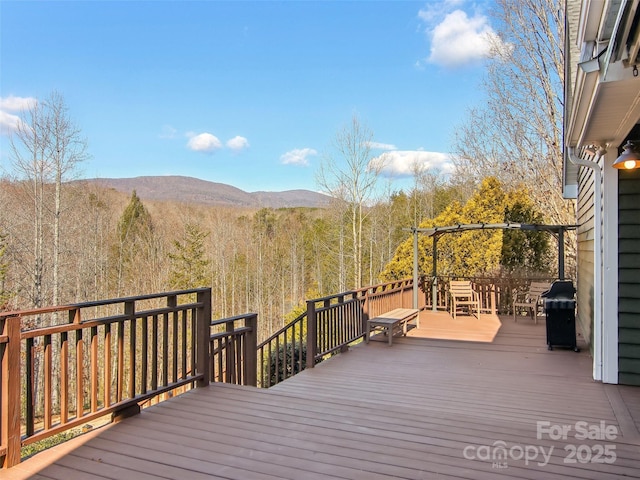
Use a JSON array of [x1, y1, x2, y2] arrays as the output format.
[[432, 235, 438, 311], [558, 228, 565, 280], [412, 227, 419, 309]]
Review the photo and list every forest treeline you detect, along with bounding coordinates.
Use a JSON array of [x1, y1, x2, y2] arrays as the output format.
[[1, 173, 556, 342], [0, 171, 463, 335]]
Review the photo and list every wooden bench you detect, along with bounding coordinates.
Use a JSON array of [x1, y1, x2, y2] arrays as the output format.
[[513, 281, 550, 324], [365, 308, 420, 346], [449, 280, 480, 320]]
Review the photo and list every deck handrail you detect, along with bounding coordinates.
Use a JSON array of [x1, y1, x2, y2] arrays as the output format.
[[258, 278, 423, 387], [209, 313, 257, 386], [0, 274, 562, 468], [257, 309, 307, 387], [0, 288, 215, 468]]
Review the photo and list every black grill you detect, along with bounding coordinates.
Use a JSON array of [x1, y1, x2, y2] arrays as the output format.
[[541, 280, 579, 352]]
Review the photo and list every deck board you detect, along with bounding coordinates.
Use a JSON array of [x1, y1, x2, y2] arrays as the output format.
[[4, 313, 640, 479]]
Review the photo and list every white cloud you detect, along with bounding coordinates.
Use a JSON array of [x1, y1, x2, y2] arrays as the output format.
[[371, 150, 455, 176], [280, 148, 317, 166], [417, 5, 511, 68], [0, 111, 23, 135], [186, 132, 222, 153], [226, 135, 250, 152], [0, 95, 37, 135], [368, 141, 397, 151], [0, 95, 36, 111]]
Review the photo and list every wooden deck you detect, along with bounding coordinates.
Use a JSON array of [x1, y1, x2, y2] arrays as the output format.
[[5, 312, 640, 479]]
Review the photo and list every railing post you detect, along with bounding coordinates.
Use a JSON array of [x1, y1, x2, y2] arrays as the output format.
[[244, 314, 258, 387], [196, 289, 211, 388], [1, 316, 22, 468], [491, 284, 497, 314], [225, 320, 235, 383], [412, 227, 419, 309], [306, 300, 317, 369], [362, 289, 369, 334]]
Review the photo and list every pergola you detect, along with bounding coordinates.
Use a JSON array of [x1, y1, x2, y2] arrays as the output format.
[[405, 223, 579, 310]]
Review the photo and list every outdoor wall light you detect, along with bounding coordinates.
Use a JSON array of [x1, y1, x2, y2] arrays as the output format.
[[613, 141, 640, 169]]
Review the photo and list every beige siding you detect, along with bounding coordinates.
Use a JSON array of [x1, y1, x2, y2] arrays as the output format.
[[576, 161, 595, 347]]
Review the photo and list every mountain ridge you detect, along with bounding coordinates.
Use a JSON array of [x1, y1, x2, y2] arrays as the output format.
[[79, 175, 331, 208]]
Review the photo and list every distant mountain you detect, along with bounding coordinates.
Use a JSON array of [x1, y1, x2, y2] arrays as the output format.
[[79, 176, 331, 208]]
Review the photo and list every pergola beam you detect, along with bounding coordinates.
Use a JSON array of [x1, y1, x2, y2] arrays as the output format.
[[404, 223, 579, 311]]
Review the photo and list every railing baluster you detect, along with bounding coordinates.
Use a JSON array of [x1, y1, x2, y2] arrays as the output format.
[[76, 328, 84, 421], [141, 316, 148, 394], [236, 334, 242, 384], [25, 337, 34, 437], [274, 335, 280, 383], [190, 308, 197, 380], [151, 315, 158, 391], [43, 334, 52, 430], [128, 316, 136, 399], [181, 310, 187, 380], [90, 326, 98, 413], [60, 331, 68, 424], [165, 295, 176, 387], [117, 320, 124, 402], [219, 338, 224, 382], [297, 320, 303, 376], [266, 341, 272, 387], [257, 345, 264, 387], [171, 309, 178, 384], [286, 326, 291, 381], [104, 324, 111, 409]]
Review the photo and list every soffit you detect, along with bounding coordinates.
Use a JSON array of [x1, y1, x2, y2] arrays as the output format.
[[579, 77, 640, 146]]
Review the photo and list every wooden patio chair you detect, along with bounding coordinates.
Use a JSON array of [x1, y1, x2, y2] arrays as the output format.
[[449, 280, 480, 319], [512, 281, 550, 324]]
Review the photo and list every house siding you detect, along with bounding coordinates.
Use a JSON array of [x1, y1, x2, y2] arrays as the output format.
[[619, 168, 640, 386], [576, 163, 595, 348]]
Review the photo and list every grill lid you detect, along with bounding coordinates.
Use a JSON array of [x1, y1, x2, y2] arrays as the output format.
[[541, 280, 576, 299]]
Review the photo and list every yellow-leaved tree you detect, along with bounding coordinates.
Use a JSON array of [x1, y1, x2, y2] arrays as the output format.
[[380, 177, 551, 281]]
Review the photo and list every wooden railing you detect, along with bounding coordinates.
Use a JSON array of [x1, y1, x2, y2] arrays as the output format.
[[210, 313, 257, 386], [257, 310, 306, 388], [0, 276, 562, 468], [361, 278, 418, 318], [258, 278, 422, 387], [0, 288, 261, 469], [422, 275, 559, 314]]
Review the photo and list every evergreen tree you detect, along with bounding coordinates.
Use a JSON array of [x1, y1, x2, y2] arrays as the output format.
[[168, 223, 211, 290], [113, 191, 155, 295], [501, 190, 551, 275]]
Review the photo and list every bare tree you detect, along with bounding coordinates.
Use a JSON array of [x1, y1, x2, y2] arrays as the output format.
[[317, 116, 383, 289], [453, 0, 572, 226], [8, 92, 87, 309], [9, 98, 50, 309], [45, 92, 88, 306]]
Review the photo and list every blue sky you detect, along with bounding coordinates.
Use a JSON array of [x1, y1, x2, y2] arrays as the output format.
[[0, 0, 504, 193]]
